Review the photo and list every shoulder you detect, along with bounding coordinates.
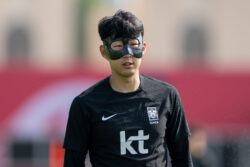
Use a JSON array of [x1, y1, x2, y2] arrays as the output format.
[[140, 74, 182, 103], [140, 74, 179, 95], [75, 76, 110, 103]]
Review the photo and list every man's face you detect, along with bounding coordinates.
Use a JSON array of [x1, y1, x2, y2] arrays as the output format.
[[100, 35, 146, 78]]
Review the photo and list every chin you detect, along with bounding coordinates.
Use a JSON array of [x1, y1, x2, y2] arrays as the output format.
[[120, 70, 137, 78]]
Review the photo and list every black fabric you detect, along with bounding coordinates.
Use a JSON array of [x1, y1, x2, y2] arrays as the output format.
[[63, 74, 193, 167], [64, 149, 85, 167]]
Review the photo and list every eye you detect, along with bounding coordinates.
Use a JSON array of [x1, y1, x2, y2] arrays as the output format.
[[111, 41, 123, 51], [128, 39, 139, 48]]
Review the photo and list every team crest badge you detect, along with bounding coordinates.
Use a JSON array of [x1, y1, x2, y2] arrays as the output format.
[[147, 107, 159, 124]]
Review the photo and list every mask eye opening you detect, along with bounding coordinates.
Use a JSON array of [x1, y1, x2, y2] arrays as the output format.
[[110, 40, 124, 51], [128, 39, 140, 48]]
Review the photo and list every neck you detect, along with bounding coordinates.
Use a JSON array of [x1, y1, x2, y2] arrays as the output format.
[[109, 73, 140, 93]]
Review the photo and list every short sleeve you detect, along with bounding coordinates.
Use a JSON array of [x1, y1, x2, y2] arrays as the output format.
[[166, 88, 191, 142], [63, 96, 90, 155]]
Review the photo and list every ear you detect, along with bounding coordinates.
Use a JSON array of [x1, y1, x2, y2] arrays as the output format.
[[99, 45, 108, 60], [142, 41, 147, 55]]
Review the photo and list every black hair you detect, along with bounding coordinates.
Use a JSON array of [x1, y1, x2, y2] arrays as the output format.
[[98, 9, 144, 40]]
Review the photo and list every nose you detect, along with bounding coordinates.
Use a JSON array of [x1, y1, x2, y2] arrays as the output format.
[[123, 45, 133, 56]]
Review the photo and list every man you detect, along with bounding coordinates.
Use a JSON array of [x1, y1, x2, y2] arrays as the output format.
[[189, 125, 216, 167], [63, 10, 193, 167]]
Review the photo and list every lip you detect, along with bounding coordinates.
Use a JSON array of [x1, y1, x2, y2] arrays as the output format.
[[122, 62, 134, 69]]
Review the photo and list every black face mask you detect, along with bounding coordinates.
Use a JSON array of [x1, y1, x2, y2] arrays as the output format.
[[103, 34, 143, 60]]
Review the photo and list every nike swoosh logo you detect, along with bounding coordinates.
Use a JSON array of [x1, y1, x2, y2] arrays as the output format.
[[102, 114, 117, 121]]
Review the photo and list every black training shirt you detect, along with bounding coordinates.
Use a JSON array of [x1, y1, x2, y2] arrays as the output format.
[[63, 74, 193, 167]]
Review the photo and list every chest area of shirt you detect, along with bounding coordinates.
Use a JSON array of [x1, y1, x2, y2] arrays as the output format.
[[89, 101, 168, 137]]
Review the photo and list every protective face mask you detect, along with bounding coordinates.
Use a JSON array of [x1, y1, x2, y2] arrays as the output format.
[[103, 34, 143, 60]]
